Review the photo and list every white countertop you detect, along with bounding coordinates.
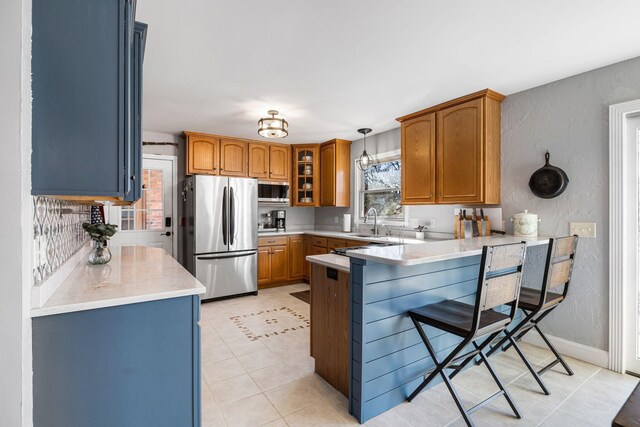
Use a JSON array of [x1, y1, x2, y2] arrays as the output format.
[[346, 235, 550, 266], [306, 254, 350, 272], [258, 229, 430, 245], [31, 246, 206, 318]]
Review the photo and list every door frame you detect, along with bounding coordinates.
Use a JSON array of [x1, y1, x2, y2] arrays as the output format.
[[609, 98, 640, 373]]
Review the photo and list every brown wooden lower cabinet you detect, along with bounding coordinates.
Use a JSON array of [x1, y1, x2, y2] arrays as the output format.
[[310, 263, 350, 396], [288, 236, 305, 280], [257, 243, 288, 287]]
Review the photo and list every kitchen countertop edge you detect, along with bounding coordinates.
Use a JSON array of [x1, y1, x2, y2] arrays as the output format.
[[306, 254, 350, 272]]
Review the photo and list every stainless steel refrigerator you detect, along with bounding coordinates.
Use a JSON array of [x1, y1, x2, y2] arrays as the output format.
[[184, 175, 258, 300]]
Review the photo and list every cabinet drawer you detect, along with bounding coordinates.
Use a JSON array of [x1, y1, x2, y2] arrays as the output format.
[[310, 245, 329, 256], [259, 236, 288, 247], [327, 238, 347, 250], [310, 236, 328, 247]]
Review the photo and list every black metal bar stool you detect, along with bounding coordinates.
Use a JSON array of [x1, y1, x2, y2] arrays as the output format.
[[484, 235, 579, 395], [406, 242, 528, 426]]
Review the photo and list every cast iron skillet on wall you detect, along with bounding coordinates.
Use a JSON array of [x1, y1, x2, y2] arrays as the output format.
[[528, 152, 569, 199]]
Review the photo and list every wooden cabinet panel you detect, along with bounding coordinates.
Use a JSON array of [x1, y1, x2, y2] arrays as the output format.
[[327, 238, 347, 251], [248, 143, 269, 179], [320, 143, 335, 206], [269, 145, 290, 181], [401, 113, 436, 204], [220, 139, 248, 177], [186, 135, 219, 175], [289, 236, 305, 279], [310, 263, 350, 396], [310, 245, 328, 256], [258, 236, 288, 246], [303, 237, 312, 280], [257, 247, 271, 285], [310, 236, 328, 248], [319, 139, 351, 207], [436, 98, 483, 203], [270, 245, 288, 282]]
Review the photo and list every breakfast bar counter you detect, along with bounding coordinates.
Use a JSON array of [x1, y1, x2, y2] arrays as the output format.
[[344, 235, 550, 423]]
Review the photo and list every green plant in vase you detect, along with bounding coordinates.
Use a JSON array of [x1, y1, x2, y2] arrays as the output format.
[[82, 223, 118, 265]]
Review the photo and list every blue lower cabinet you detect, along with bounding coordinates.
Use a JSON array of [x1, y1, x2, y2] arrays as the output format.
[[32, 296, 201, 427]]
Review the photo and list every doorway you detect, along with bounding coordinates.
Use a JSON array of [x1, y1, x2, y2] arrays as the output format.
[[107, 154, 178, 257]]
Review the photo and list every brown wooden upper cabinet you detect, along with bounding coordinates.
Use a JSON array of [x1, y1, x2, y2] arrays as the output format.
[[292, 145, 320, 207], [219, 139, 248, 177], [320, 139, 351, 207], [184, 132, 220, 175], [400, 113, 436, 204], [269, 145, 290, 181], [248, 143, 269, 179], [396, 89, 504, 205]]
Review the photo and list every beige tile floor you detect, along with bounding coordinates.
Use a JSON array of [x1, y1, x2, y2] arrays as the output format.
[[200, 283, 638, 426]]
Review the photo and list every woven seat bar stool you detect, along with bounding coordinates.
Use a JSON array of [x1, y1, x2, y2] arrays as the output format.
[[406, 242, 528, 427], [483, 235, 579, 395]]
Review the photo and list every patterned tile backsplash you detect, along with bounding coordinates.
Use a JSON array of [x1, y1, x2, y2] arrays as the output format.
[[33, 196, 91, 285]]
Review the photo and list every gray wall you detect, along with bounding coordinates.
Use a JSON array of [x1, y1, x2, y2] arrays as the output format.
[[502, 56, 640, 351], [0, 0, 32, 424]]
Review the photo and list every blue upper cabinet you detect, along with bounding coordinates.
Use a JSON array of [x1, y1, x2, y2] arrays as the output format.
[[32, 0, 146, 204]]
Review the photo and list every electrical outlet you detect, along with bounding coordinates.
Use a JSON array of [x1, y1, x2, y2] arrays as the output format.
[[569, 222, 596, 238], [429, 219, 436, 229], [334, 216, 339, 224]]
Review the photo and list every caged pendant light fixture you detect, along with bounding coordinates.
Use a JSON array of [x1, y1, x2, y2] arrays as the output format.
[[356, 128, 374, 171], [258, 110, 288, 138]]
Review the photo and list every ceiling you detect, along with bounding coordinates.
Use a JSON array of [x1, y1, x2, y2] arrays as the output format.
[[137, 0, 640, 143]]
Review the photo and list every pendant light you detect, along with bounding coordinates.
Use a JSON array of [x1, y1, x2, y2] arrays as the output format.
[[258, 110, 288, 138], [356, 128, 373, 171]]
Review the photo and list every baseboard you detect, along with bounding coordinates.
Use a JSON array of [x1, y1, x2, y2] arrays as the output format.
[[521, 331, 609, 368]]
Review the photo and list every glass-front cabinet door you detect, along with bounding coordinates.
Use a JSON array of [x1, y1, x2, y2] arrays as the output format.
[[292, 145, 319, 206]]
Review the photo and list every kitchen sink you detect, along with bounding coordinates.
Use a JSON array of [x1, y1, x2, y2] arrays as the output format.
[[349, 233, 387, 240]]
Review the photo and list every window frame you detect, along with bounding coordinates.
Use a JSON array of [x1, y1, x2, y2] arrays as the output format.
[[354, 149, 409, 225]]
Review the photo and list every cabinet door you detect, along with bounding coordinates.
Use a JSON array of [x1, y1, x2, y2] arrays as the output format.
[[270, 245, 289, 282], [188, 136, 219, 175], [401, 113, 436, 204], [289, 236, 305, 279], [320, 143, 335, 206], [303, 238, 312, 280], [310, 245, 328, 256], [220, 139, 248, 177], [269, 145, 290, 181], [437, 98, 484, 203], [248, 143, 269, 179], [257, 247, 271, 285]]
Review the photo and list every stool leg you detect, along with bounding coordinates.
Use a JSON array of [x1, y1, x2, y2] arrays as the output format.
[[475, 341, 521, 419], [509, 335, 550, 395], [407, 317, 471, 402], [534, 324, 574, 376]]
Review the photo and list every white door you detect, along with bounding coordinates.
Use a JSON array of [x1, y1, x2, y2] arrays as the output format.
[[625, 119, 640, 375], [107, 155, 177, 256]]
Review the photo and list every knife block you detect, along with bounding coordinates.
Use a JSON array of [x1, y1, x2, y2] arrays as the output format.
[[453, 216, 491, 239]]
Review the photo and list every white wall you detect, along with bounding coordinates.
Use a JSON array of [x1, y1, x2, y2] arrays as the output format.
[[0, 0, 32, 425], [258, 206, 315, 231]]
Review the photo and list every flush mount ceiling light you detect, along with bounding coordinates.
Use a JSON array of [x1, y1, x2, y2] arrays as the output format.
[[356, 128, 374, 171], [258, 110, 288, 138]]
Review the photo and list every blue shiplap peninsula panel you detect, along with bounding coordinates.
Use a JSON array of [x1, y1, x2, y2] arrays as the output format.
[[349, 255, 485, 423], [32, 296, 201, 427], [348, 252, 531, 423]]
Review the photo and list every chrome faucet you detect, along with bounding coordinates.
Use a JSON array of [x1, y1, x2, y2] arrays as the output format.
[[364, 207, 378, 235]]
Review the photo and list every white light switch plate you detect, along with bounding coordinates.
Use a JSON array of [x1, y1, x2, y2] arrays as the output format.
[[570, 222, 596, 238]]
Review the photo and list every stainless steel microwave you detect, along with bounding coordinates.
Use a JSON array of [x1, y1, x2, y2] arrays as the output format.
[[257, 181, 290, 205]]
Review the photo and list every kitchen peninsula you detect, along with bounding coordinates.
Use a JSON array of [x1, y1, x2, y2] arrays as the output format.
[[308, 235, 550, 424]]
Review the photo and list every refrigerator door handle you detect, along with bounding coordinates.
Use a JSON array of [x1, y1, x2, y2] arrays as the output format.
[[222, 186, 228, 245], [229, 186, 235, 245], [196, 250, 256, 261]]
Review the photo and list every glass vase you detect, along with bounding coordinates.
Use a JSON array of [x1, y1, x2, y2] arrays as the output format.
[[88, 240, 112, 265]]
